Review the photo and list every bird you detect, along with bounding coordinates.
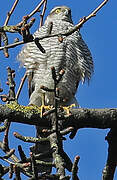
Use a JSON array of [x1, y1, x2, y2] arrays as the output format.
[[18, 5, 94, 174]]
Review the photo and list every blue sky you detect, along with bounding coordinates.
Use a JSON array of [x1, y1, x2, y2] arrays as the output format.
[[0, 0, 117, 179]]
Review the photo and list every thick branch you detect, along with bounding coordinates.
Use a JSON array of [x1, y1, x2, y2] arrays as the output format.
[[102, 129, 117, 180], [0, 104, 117, 129]]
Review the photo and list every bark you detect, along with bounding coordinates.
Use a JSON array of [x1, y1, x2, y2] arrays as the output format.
[[0, 104, 117, 129]]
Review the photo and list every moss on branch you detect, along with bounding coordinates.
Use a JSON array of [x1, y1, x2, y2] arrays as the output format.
[[0, 102, 117, 129]]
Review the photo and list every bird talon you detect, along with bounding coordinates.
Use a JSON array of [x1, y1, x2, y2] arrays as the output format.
[[62, 104, 75, 115], [40, 105, 52, 117], [40, 105, 45, 118]]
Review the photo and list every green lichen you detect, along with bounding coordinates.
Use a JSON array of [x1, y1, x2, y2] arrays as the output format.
[[6, 101, 41, 115], [5, 101, 71, 116]]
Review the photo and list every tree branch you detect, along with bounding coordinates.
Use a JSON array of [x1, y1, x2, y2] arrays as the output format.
[[0, 0, 109, 52], [39, 0, 47, 27], [0, 104, 117, 129], [102, 129, 117, 180], [15, 72, 27, 101], [72, 156, 80, 180], [28, 0, 47, 19], [4, 0, 20, 26], [73, 0, 109, 33]]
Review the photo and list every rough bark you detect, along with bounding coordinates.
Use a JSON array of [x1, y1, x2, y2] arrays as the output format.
[[0, 104, 117, 129]]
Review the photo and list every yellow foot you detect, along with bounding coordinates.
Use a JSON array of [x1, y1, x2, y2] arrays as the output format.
[[40, 105, 52, 118], [62, 104, 76, 115]]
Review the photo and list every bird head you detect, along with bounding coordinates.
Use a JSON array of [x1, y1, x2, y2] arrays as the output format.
[[45, 6, 73, 24]]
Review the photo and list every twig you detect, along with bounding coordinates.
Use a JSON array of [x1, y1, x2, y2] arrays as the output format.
[[1, 67, 18, 162], [51, 67, 58, 132], [0, 156, 14, 164], [18, 145, 27, 162], [72, 156, 80, 180], [42, 107, 55, 116], [0, 131, 19, 164], [30, 152, 38, 180], [0, 67, 20, 165], [2, 122, 10, 151], [3, 0, 19, 59], [4, 0, 19, 26], [19, 149, 54, 164], [0, 119, 9, 132], [87, 0, 109, 19], [34, 65, 71, 178], [33, 159, 54, 168], [0, 40, 23, 50], [9, 163, 13, 179], [2, 149, 15, 159], [0, 165, 9, 178], [69, 0, 109, 35], [0, 0, 109, 52], [2, 32, 9, 57], [15, 72, 27, 100], [7, 67, 16, 101], [102, 129, 117, 180], [60, 127, 74, 136], [61, 151, 73, 172], [69, 127, 78, 139], [3, 67, 15, 157], [46, 66, 67, 178], [39, 0, 47, 27], [28, 0, 47, 19], [0, 18, 35, 34], [14, 132, 49, 143], [14, 165, 21, 180], [49, 132, 66, 179]]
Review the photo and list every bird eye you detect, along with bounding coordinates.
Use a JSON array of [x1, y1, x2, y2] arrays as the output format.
[[55, 9, 61, 13]]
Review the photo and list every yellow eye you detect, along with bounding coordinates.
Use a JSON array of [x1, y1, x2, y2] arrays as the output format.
[[55, 9, 61, 13]]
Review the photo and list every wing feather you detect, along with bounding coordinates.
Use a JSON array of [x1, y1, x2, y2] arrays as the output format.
[[65, 29, 93, 83], [18, 20, 94, 104]]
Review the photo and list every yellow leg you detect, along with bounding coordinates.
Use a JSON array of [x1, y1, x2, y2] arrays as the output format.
[[62, 104, 76, 115], [40, 93, 45, 117], [40, 93, 52, 117]]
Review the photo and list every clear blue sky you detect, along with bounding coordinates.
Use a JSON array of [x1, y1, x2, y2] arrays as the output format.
[[0, 0, 117, 179]]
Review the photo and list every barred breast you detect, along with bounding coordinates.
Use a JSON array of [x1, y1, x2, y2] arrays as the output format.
[[18, 20, 93, 106]]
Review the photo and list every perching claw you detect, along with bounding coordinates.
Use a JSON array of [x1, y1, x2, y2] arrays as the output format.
[[62, 104, 76, 115], [40, 93, 52, 117]]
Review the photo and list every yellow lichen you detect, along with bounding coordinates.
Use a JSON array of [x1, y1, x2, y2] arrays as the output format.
[[5, 102, 53, 115], [5, 101, 73, 116], [6, 102, 41, 114]]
